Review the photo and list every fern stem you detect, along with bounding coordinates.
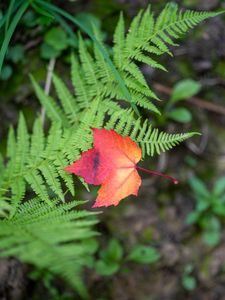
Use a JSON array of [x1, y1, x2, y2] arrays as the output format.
[[136, 166, 178, 185], [41, 58, 56, 125]]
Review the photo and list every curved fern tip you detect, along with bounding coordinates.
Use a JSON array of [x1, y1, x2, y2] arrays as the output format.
[[189, 132, 201, 136]]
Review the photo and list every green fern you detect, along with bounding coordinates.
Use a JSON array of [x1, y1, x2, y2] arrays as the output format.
[[0, 4, 221, 298], [112, 3, 220, 109], [0, 106, 198, 212], [31, 76, 68, 125], [0, 116, 76, 212], [32, 4, 220, 120], [2, 6, 212, 202], [0, 198, 98, 298], [105, 110, 199, 157]]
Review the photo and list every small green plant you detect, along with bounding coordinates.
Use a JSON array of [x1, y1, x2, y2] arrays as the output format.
[[181, 263, 197, 291], [95, 239, 160, 276], [186, 176, 225, 246], [95, 239, 124, 276], [157, 79, 201, 125], [127, 244, 161, 264]]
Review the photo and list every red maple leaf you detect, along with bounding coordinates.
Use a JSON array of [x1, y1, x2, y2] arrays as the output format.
[[64, 128, 178, 208]]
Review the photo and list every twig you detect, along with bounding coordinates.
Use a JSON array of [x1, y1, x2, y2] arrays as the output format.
[[41, 58, 56, 125], [153, 82, 225, 116]]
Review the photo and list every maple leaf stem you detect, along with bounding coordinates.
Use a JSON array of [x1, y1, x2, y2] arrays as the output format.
[[136, 166, 178, 185]]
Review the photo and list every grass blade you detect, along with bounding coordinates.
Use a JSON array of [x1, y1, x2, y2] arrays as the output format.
[[0, 0, 24, 30], [5, 0, 16, 34], [0, 1, 29, 73]]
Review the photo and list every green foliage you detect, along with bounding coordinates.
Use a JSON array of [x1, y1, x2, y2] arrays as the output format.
[[95, 239, 160, 276], [171, 79, 202, 103], [41, 27, 70, 59], [32, 70, 199, 156], [95, 239, 123, 276], [127, 245, 160, 264], [0, 198, 98, 298], [186, 176, 225, 247], [156, 79, 201, 125], [33, 4, 218, 115], [182, 264, 197, 291], [45, 27, 68, 51], [112, 4, 218, 113], [0, 115, 77, 214], [168, 108, 192, 123], [40, 43, 60, 60]]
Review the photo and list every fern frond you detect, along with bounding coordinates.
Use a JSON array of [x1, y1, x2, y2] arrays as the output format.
[[16, 113, 29, 174], [111, 4, 221, 111], [6, 126, 16, 159], [78, 36, 102, 97], [152, 3, 220, 50], [1, 103, 200, 213], [93, 28, 113, 84], [2, 4, 218, 210], [30, 118, 45, 162], [25, 171, 52, 206], [130, 91, 161, 115], [1, 120, 74, 209], [113, 12, 125, 69], [54, 152, 75, 196], [126, 3, 221, 63], [138, 5, 154, 42], [38, 162, 64, 202], [10, 179, 26, 217], [134, 123, 200, 157], [31, 76, 68, 125], [106, 111, 199, 157], [52, 73, 78, 123], [126, 9, 143, 51], [123, 62, 148, 87], [0, 198, 98, 298], [71, 54, 91, 109], [9, 114, 29, 213], [32, 5, 220, 119]]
